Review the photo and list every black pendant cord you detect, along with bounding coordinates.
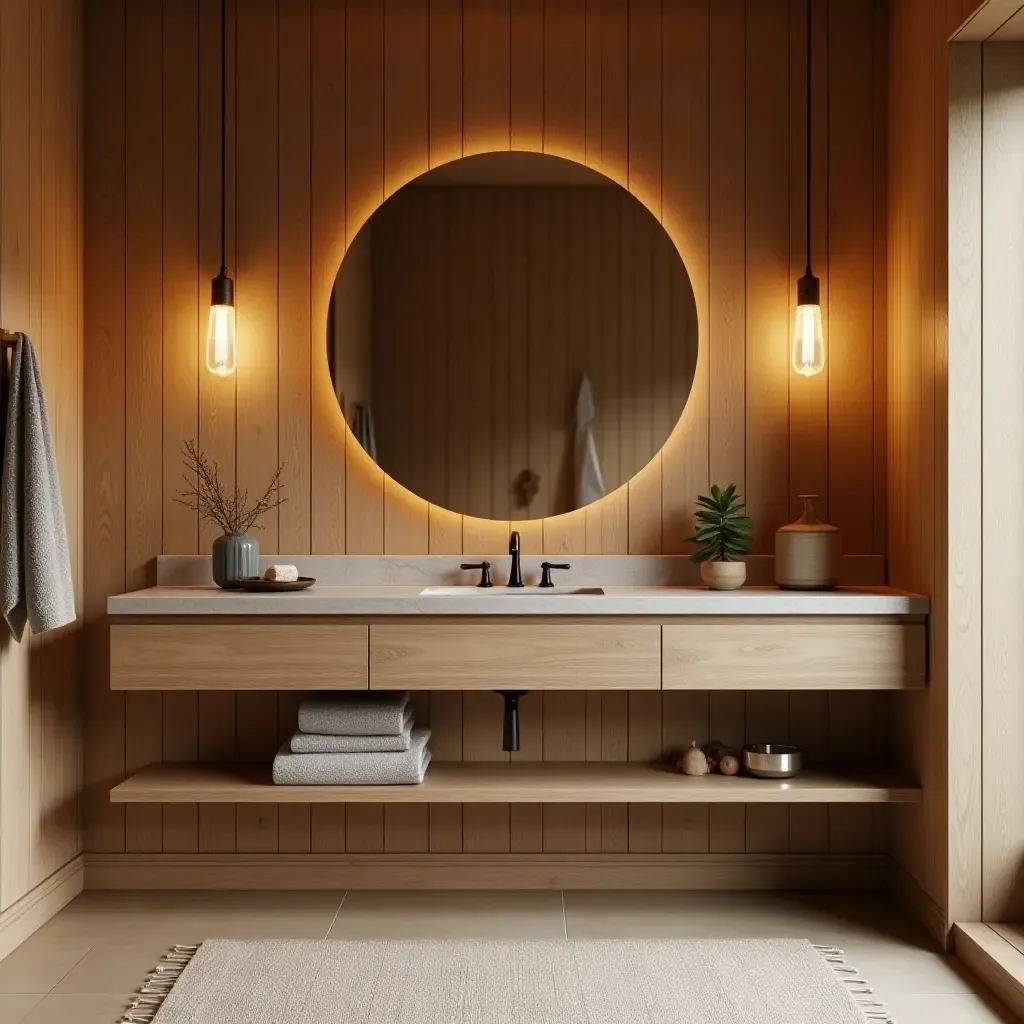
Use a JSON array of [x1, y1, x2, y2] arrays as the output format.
[[219, 0, 228, 279], [805, 0, 812, 278]]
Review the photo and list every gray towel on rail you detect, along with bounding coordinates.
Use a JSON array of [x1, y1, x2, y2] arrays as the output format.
[[0, 334, 75, 641], [290, 711, 414, 753], [273, 729, 431, 786], [298, 691, 411, 737]]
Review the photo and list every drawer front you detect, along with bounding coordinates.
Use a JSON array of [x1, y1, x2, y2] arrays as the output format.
[[369, 624, 661, 690], [662, 622, 926, 690], [111, 623, 369, 690]]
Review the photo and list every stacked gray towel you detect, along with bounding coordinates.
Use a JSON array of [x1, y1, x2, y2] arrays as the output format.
[[274, 691, 431, 786]]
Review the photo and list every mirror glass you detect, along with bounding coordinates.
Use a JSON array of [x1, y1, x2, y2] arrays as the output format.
[[328, 152, 698, 521]]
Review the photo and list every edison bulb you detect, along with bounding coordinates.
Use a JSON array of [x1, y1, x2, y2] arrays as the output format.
[[206, 302, 237, 376], [792, 301, 824, 376]]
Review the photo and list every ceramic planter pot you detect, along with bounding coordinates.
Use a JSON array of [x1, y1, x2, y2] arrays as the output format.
[[774, 494, 841, 590], [212, 533, 259, 589], [700, 560, 746, 591]]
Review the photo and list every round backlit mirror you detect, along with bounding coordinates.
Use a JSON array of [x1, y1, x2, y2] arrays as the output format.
[[328, 151, 698, 521]]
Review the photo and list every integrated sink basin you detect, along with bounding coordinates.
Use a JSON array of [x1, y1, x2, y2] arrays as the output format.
[[419, 586, 605, 596]]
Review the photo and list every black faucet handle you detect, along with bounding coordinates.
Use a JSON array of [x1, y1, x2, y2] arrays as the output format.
[[461, 562, 493, 588], [539, 561, 571, 588]]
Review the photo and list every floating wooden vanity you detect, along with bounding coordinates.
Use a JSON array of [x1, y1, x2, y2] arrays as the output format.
[[107, 583, 928, 809]]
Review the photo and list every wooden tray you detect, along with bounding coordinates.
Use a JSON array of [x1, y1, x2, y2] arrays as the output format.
[[236, 577, 316, 593]]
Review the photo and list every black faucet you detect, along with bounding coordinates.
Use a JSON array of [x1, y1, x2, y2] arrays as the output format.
[[507, 530, 524, 587]]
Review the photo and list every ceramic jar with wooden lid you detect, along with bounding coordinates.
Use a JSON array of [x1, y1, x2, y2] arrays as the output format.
[[774, 495, 841, 589]]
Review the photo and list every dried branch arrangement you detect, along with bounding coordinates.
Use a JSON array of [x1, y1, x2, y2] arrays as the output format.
[[175, 440, 286, 535]]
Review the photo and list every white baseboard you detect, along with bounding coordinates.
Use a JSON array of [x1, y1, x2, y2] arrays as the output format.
[[85, 852, 887, 891], [0, 856, 84, 961], [888, 859, 948, 949]]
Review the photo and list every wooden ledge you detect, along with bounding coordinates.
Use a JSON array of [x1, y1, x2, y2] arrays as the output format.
[[111, 762, 922, 805]]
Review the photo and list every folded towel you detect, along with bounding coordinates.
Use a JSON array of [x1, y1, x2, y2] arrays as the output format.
[[273, 728, 431, 786], [298, 691, 411, 737], [290, 711, 413, 753], [0, 334, 76, 641]]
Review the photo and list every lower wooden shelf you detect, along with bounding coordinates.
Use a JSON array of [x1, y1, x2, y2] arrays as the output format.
[[110, 762, 921, 805]]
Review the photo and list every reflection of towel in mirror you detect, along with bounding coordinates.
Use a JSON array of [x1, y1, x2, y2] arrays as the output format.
[[0, 334, 75, 641], [574, 375, 605, 508], [353, 403, 378, 464]]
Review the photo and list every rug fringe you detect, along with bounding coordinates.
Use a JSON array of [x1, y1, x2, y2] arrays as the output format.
[[813, 945, 895, 1024], [119, 944, 200, 1024]]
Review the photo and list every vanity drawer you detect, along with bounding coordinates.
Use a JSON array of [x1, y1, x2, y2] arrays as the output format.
[[369, 624, 661, 690], [662, 621, 927, 690], [110, 623, 369, 690]]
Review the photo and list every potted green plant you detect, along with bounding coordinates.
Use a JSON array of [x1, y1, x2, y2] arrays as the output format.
[[685, 483, 752, 591], [176, 440, 286, 589]]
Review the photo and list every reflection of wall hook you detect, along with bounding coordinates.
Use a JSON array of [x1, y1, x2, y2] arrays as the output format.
[[496, 691, 529, 752], [513, 468, 540, 509]]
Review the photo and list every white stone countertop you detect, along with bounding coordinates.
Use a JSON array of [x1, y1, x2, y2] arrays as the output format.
[[107, 584, 929, 617]]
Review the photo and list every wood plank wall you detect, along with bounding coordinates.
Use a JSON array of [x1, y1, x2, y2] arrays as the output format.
[[0, 0, 84, 910], [84, 0, 891, 860], [359, 185, 698, 521], [887, 0, 979, 929]]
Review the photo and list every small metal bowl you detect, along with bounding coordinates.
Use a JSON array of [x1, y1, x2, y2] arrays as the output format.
[[742, 743, 804, 779]]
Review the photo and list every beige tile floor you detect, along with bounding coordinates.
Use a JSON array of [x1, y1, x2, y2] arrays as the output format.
[[0, 889, 1011, 1023]]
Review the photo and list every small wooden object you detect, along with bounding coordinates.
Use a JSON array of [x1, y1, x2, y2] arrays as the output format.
[[702, 740, 741, 776], [679, 741, 709, 776]]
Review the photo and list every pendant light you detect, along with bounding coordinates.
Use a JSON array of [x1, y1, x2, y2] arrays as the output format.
[[206, 0, 237, 376], [793, 0, 824, 377]]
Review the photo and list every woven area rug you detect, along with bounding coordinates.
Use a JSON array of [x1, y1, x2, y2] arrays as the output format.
[[121, 939, 891, 1024]]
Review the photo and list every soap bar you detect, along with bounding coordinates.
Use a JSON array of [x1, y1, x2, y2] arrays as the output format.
[[264, 564, 299, 582]]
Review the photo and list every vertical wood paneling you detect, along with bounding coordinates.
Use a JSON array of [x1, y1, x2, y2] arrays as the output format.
[[163, 0, 200, 559], [1, 0, 84, 904], [464, 0, 510, 155], [85, 0, 895, 864], [84, 0, 126, 856], [236, 0, 280, 552], [123, 0, 163, 853], [278, 0, 313, 555], [980, 41, 1024, 921], [946, 40, 982, 926], [161, 0, 201, 856], [277, 0, 314, 846], [745, 0, 790, 552], [661, 0, 709, 554], [382, 0, 430, 554], [345, 0, 386, 553], [788, 0, 829, 525], [310, 0, 347, 555], [428, 0, 462, 168], [625, 0, 662, 554], [511, 0, 543, 152], [828, 0, 876, 553]]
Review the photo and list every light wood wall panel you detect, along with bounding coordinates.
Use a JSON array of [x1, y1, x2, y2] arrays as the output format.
[[84, 0, 890, 859], [976, 42, 1024, 923], [1, 0, 84, 908], [887, 0, 963, 931]]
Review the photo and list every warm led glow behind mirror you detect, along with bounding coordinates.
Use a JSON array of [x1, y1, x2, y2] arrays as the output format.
[[327, 152, 699, 521]]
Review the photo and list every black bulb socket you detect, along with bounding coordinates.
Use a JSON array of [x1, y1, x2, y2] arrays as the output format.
[[797, 271, 820, 307], [210, 272, 234, 308]]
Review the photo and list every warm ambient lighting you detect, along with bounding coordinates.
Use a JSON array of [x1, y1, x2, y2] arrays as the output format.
[[793, 271, 824, 377], [206, 273, 236, 376]]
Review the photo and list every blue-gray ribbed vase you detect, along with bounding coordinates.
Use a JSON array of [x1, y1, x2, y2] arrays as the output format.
[[212, 533, 259, 589]]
